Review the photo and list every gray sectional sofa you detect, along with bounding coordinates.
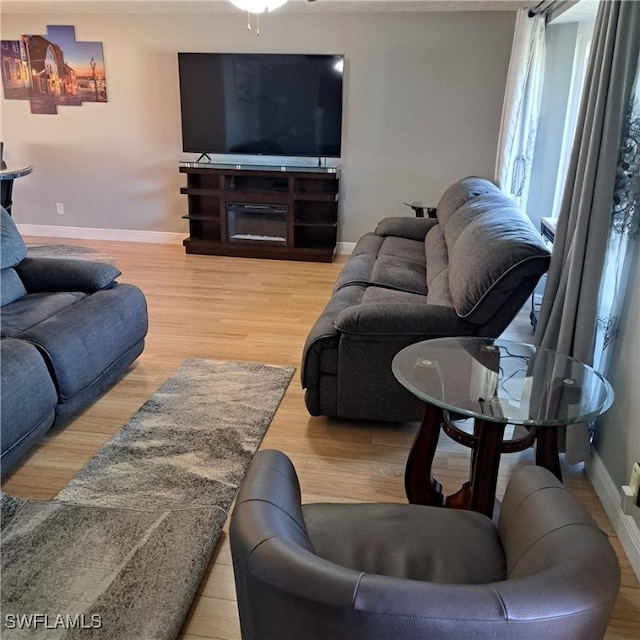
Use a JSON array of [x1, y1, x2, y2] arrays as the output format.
[[302, 176, 551, 422], [1, 207, 148, 477]]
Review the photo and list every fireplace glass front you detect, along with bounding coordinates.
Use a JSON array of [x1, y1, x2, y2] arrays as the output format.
[[226, 203, 288, 245]]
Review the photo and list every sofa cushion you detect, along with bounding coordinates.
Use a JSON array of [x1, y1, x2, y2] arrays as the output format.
[[1, 269, 27, 306], [370, 237, 427, 295], [424, 226, 448, 289], [424, 226, 453, 306], [18, 284, 148, 403], [435, 176, 502, 229], [0, 207, 27, 269], [303, 503, 506, 585], [447, 202, 550, 324], [1, 207, 29, 307], [360, 287, 429, 305], [333, 233, 383, 291], [425, 270, 453, 307], [1, 292, 87, 339], [1, 338, 57, 476], [334, 233, 427, 296], [443, 193, 513, 249]]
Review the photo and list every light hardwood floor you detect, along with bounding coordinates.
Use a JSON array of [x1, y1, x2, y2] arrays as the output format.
[[3, 237, 639, 639]]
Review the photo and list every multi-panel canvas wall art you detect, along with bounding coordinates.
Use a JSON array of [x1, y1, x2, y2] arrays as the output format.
[[1, 25, 107, 114]]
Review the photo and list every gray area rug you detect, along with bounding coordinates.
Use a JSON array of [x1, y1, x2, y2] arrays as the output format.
[[26, 243, 116, 265], [1, 359, 295, 640]]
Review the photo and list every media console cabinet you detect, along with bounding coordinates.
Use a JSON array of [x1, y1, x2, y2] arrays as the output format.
[[179, 162, 340, 262]]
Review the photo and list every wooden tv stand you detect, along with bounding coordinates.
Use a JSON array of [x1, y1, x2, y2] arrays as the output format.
[[179, 162, 340, 262]]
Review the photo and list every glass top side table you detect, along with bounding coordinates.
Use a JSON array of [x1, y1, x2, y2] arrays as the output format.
[[392, 337, 613, 518], [1, 163, 33, 216]]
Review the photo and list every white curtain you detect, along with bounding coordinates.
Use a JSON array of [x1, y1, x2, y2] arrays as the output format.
[[495, 9, 546, 207], [594, 49, 640, 375], [535, 0, 640, 464]]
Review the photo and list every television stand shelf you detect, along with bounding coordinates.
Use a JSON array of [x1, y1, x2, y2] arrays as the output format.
[[179, 162, 340, 262]]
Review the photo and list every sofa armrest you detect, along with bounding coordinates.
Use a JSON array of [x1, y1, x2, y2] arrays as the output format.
[[16, 257, 121, 293], [375, 217, 438, 241], [334, 303, 475, 337], [301, 295, 348, 390]]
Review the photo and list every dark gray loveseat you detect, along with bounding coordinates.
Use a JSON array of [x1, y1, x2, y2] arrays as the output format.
[[1, 208, 148, 477], [302, 177, 551, 422]]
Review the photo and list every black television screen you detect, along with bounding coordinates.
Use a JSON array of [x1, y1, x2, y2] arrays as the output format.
[[178, 53, 344, 158]]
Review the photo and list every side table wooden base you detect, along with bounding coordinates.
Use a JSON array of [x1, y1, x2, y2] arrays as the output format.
[[405, 403, 562, 518]]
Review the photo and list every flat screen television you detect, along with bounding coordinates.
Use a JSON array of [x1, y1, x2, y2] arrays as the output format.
[[178, 53, 344, 159]]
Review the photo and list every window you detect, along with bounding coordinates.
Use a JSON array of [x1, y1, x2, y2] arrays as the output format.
[[549, 19, 595, 219], [526, 1, 598, 230]]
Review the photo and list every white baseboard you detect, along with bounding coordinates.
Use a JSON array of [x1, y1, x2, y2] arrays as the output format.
[[17, 224, 185, 245], [586, 450, 640, 580], [337, 241, 355, 255], [18, 225, 358, 254]]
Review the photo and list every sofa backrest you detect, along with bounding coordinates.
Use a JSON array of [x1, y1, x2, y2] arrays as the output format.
[[435, 176, 502, 228], [434, 182, 550, 327], [1, 207, 28, 307]]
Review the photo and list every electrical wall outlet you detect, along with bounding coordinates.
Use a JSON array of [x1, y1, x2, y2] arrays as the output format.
[[621, 486, 635, 514], [629, 462, 640, 506], [56, 203, 64, 215]]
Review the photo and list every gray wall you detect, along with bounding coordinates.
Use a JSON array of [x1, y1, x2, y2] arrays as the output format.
[[594, 241, 640, 528], [1, 7, 515, 243]]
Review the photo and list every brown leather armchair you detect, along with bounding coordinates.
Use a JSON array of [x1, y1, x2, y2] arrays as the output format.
[[230, 450, 620, 640]]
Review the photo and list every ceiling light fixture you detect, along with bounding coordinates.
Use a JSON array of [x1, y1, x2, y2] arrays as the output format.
[[228, 0, 288, 35]]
